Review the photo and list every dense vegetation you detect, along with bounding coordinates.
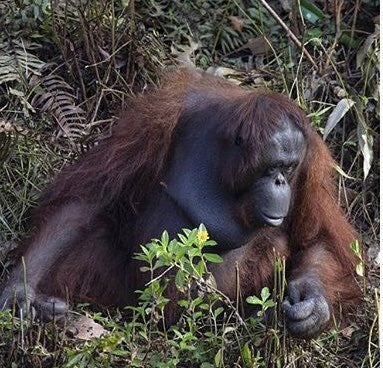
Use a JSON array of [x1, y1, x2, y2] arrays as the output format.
[[0, 1, 379, 367]]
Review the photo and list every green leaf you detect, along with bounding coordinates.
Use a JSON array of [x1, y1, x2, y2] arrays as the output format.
[[175, 269, 186, 290], [263, 300, 276, 308], [188, 228, 198, 242], [178, 234, 188, 244], [214, 348, 223, 367], [168, 239, 177, 254], [112, 349, 130, 356], [199, 303, 210, 310], [175, 246, 189, 260], [182, 228, 192, 236], [350, 240, 363, 258], [139, 266, 150, 273], [190, 297, 203, 309], [188, 248, 200, 258], [299, 0, 326, 24], [203, 253, 223, 263], [161, 231, 169, 246], [178, 299, 189, 308], [241, 342, 252, 366], [246, 296, 262, 305], [204, 240, 217, 246], [201, 363, 215, 368], [196, 260, 205, 277], [214, 307, 224, 318], [340, 32, 360, 48], [66, 353, 85, 367], [306, 28, 322, 39], [261, 287, 271, 301]]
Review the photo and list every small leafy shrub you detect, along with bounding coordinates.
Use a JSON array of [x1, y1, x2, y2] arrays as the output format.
[[1, 226, 376, 367], [65, 225, 277, 367]]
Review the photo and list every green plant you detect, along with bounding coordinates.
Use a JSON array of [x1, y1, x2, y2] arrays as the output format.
[[350, 239, 364, 277], [63, 226, 282, 367], [246, 287, 276, 317]]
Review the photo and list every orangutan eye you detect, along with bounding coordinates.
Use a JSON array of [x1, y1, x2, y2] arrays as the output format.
[[284, 164, 297, 176], [267, 166, 279, 175]]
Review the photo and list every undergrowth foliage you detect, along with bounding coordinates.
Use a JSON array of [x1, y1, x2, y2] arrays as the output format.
[[54, 225, 292, 368], [0, 227, 377, 368], [61, 226, 290, 368], [0, 226, 282, 367]]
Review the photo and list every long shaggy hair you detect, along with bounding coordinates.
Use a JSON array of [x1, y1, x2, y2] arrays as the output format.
[[21, 67, 360, 321]]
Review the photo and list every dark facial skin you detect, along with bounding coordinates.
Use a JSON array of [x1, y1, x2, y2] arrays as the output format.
[[165, 107, 306, 249], [244, 120, 306, 227]]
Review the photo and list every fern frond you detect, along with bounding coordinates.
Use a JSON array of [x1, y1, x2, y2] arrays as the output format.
[[0, 39, 44, 85], [31, 74, 87, 142]]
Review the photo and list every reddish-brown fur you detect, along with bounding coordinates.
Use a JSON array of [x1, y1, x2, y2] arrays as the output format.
[[4, 68, 361, 329]]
